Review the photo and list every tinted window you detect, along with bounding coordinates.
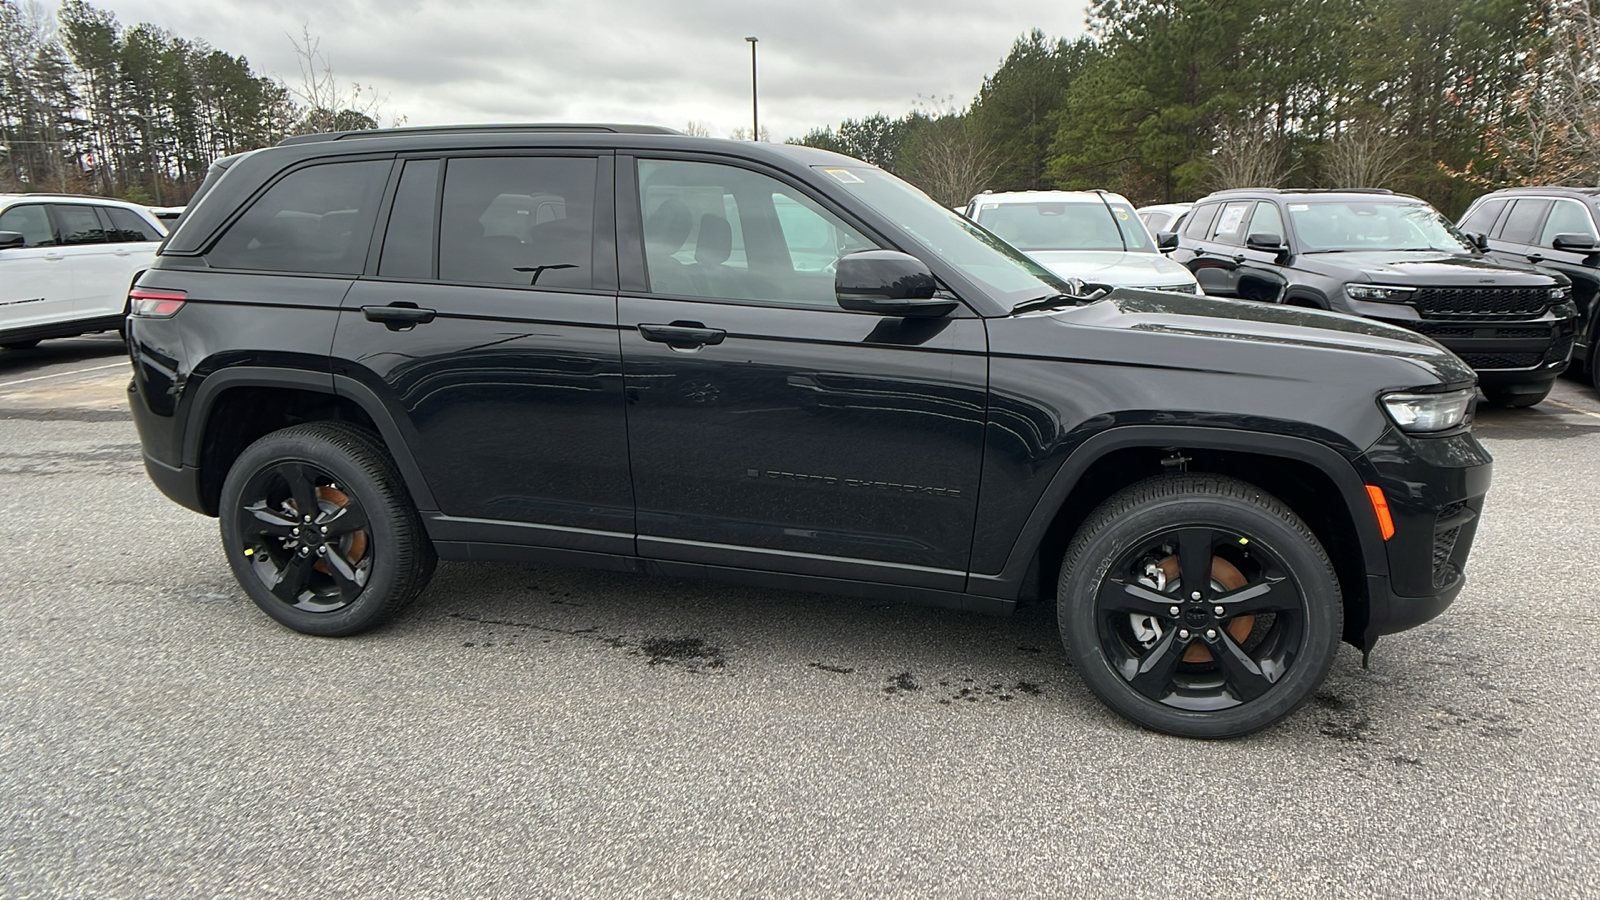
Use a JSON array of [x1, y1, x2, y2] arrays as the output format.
[[103, 206, 162, 242], [1540, 198, 1598, 245], [1141, 211, 1174, 232], [1182, 203, 1220, 239], [208, 160, 389, 274], [439, 156, 596, 289], [0, 204, 55, 247], [53, 205, 106, 245], [378, 159, 440, 279], [1247, 201, 1283, 240], [1209, 201, 1253, 244], [1458, 198, 1506, 236], [1499, 199, 1552, 244], [638, 159, 875, 306]]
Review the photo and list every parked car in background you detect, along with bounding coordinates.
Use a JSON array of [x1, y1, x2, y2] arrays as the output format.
[[963, 190, 1200, 292], [1137, 202, 1193, 238], [0, 194, 166, 350], [1458, 186, 1600, 391], [1170, 188, 1576, 407], [148, 206, 185, 225]]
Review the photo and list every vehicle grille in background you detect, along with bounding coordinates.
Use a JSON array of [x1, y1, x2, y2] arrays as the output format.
[[1412, 287, 1548, 319], [1546, 335, 1575, 363], [1457, 350, 1543, 369], [1412, 323, 1475, 338], [1433, 502, 1467, 588]]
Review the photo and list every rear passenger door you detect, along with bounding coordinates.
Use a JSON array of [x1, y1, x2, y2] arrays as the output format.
[[47, 203, 123, 320], [333, 152, 635, 552], [1187, 200, 1253, 296]]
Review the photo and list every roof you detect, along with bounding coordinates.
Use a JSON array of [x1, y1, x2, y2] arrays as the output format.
[[278, 122, 683, 146], [1478, 185, 1600, 198], [0, 192, 157, 208], [1198, 187, 1425, 203], [968, 189, 1128, 204]]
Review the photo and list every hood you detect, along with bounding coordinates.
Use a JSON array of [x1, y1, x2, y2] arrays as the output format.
[[1008, 287, 1476, 389], [1025, 250, 1199, 288], [1296, 250, 1564, 286]]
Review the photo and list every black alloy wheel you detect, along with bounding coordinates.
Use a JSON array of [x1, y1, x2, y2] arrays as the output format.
[[219, 422, 435, 636], [1059, 475, 1341, 738]]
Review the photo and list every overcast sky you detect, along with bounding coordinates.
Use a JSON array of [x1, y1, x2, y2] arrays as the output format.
[[95, 0, 1089, 141]]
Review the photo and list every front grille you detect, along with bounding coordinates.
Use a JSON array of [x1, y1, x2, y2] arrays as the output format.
[[1411, 286, 1549, 319], [1547, 335, 1575, 363], [1412, 323, 1474, 338], [1432, 502, 1467, 588], [1457, 350, 1544, 369]]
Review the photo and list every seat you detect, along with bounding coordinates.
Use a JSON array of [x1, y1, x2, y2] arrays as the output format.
[[643, 198, 694, 295]]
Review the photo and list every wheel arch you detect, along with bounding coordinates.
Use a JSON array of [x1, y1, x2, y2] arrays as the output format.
[[970, 426, 1387, 646]]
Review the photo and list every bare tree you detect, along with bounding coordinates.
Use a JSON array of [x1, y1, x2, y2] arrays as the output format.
[[682, 119, 711, 137], [727, 124, 769, 142], [1322, 119, 1408, 188], [1208, 113, 1290, 190], [285, 25, 401, 135], [897, 97, 1000, 207]]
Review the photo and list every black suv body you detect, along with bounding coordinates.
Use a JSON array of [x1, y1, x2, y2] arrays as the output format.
[[1170, 188, 1577, 408], [128, 126, 1492, 737], [1458, 186, 1600, 391]]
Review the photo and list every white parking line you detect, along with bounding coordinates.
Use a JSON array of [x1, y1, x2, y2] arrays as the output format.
[[0, 361, 129, 393], [1544, 398, 1600, 421]]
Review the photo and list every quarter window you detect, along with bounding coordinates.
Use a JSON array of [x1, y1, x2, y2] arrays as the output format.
[[208, 160, 390, 274], [438, 156, 597, 289], [103, 206, 163, 242], [1182, 203, 1220, 240], [0, 205, 55, 247], [1540, 198, 1598, 245], [637, 159, 874, 306], [53, 205, 106, 245]]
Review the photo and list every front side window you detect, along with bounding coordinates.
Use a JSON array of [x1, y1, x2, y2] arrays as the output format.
[[1247, 201, 1283, 240], [1498, 199, 1552, 245], [53, 205, 106, 245], [208, 160, 389, 274], [438, 156, 596, 289], [0, 205, 55, 247], [1458, 198, 1506, 236], [973, 199, 1154, 253], [638, 159, 874, 306], [1540, 198, 1598, 245], [103, 206, 163, 242], [1285, 199, 1476, 254]]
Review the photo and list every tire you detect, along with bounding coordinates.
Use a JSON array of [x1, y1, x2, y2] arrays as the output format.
[[218, 421, 436, 636], [1590, 345, 1600, 393], [1481, 383, 1551, 408], [1, 340, 40, 350], [1058, 474, 1342, 738]]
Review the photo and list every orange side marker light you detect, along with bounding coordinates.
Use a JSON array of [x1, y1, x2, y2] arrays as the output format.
[[1365, 485, 1395, 541]]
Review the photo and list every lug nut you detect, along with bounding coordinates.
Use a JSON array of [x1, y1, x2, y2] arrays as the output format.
[[316, 546, 327, 556], [1191, 591, 1201, 600], [1168, 605, 1181, 617], [291, 527, 300, 536], [1178, 629, 1191, 640], [1205, 628, 1217, 640], [320, 526, 328, 534], [1214, 605, 1225, 616], [299, 547, 310, 556], [304, 515, 312, 523]]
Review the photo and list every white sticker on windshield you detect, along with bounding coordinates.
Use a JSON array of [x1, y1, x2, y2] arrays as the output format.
[[1288, 204, 1309, 211], [823, 168, 864, 184]]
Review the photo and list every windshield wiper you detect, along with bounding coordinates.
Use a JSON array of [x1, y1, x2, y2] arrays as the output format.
[[1011, 293, 1082, 314]]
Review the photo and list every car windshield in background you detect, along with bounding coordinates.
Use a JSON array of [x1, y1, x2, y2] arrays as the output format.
[[813, 166, 1071, 305], [1288, 200, 1476, 254], [974, 200, 1154, 253]]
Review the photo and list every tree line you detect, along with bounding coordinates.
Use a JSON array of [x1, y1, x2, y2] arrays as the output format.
[[795, 0, 1600, 217], [0, 0, 383, 204]]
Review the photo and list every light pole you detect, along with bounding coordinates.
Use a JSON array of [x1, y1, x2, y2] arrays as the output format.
[[744, 36, 759, 141]]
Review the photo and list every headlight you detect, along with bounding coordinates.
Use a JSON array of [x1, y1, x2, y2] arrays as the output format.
[[1380, 388, 1475, 433], [1346, 284, 1417, 302]]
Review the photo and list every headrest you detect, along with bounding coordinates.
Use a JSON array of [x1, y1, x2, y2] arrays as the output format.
[[695, 214, 732, 266], [644, 198, 692, 253]]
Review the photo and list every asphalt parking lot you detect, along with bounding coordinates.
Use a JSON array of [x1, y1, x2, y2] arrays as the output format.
[[2, 334, 1598, 898]]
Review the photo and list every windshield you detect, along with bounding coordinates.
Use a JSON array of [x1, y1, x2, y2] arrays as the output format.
[[813, 166, 1071, 306], [1287, 199, 1476, 254], [974, 199, 1155, 253]]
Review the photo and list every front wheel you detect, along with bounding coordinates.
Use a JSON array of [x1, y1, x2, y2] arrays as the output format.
[[1481, 382, 1551, 408], [1058, 475, 1342, 738], [218, 422, 436, 636]]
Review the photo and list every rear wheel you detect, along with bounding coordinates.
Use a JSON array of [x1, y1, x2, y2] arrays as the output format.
[[1481, 382, 1552, 408], [1058, 474, 1341, 738], [218, 422, 435, 636]]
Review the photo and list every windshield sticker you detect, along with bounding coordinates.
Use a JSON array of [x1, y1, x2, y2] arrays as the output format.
[[1115, 209, 1130, 220], [1288, 204, 1309, 211], [823, 168, 864, 184]]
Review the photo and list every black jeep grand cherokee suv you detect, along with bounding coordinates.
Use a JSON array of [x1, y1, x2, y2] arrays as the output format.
[[1171, 188, 1576, 408], [128, 125, 1491, 738]]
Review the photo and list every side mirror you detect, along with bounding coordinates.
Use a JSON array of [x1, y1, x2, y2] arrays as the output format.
[[1156, 231, 1179, 251], [836, 250, 958, 318], [1551, 233, 1599, 253], [0, 231, 24, 250], [1245, 232, 1285, 253], [1466, 231, 1490, 252]]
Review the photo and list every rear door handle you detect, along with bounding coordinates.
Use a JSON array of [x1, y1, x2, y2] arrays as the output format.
[[638, 321, 726, 348], [361, 303, 437, 331]]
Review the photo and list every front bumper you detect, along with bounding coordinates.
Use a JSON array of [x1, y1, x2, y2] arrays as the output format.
[[1359, 426, 1493, 640]]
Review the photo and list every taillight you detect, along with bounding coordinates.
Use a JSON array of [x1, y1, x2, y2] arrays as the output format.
[[128, 288, 187, 318]]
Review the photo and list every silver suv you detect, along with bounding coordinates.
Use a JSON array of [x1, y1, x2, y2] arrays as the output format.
[[0, 194, 166, 350]]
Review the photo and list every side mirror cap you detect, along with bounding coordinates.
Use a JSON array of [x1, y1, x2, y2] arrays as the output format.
[[1156, 230, 1179, 251], [1245, 232, 1285, 252], [0, 231, 24, 250], [1551, 232, 1599, 253], [1466, 231, 1490, 252], [836, 250, 958, 318]]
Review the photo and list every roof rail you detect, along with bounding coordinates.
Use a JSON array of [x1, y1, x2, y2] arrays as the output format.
[[1204, 187, 1399, 197], [278, 123, 684, 146]]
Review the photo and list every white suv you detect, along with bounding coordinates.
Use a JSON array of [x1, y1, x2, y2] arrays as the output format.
[[0, 194, 166, 350], [963, 190, 1200, 293]]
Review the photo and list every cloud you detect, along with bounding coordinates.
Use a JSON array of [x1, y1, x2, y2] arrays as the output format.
[[97, 0, 1089, 140]]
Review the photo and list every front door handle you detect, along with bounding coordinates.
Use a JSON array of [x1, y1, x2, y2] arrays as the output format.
[[638, 321, 726, 348], [362, 303, 437, 331], [1527, 253, 1544, 264]]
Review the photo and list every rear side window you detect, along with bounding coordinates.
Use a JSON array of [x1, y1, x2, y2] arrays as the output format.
[[0, 204, 55, 247], [378, 159, 441, 279], [103, 207, 163, 242], [53, 205, 106, 245], [1208, 201, 1252, 244], [207, 160, 390, 274], [1182, 203, 1220, 240], [1458, 198, 1506, 236], [438, 156, 597, 289], [1540, 198, 1598, 245], [1498, 199, 1552, 244]]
